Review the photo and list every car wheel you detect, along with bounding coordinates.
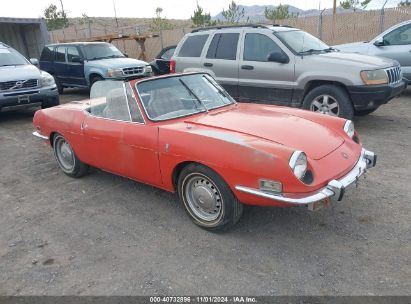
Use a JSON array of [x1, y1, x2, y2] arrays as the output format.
[[53, 76, 64, 94], [355, 107, 378, 116], [177, 163, 243, 231], [90, 75, 104, 89], [41, 96, 60, 109], [53, 134, 88, 178], [303, 84, 354, 120]]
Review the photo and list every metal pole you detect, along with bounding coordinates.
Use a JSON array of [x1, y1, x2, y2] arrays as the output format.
[[333, 0, 336, 15], [380, 0, 388, 33], [159, 29, 164, 49]]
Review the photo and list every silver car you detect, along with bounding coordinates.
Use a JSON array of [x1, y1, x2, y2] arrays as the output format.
[[335, 20, 411, 84], [172, 24, 407, 119]]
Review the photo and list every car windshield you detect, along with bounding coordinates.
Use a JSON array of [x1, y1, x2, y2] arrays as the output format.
[[0, 47, 28, 66], [82, 43, 125, 60], [276, 30, 330, 54], [137, 74, 235, 121]]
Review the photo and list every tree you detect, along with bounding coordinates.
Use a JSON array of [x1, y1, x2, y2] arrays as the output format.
[[191, 5, 214, 27], [221, 1, 245, 24], [44, 3, 68, 30], [398, 0, 411, 7], [150, 7, 174, 32], [340, 0, 371, 11], [264, 4, 293, 23]]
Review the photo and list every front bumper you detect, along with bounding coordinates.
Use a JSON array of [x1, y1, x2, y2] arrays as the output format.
[[347, 80, 407, 110], [235, 148, 376, 208], [0, 85, 58, 111]]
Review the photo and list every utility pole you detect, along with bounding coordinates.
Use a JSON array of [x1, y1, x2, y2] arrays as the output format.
[[113, 0, 119, 30], [59, 0, 68, 27], [333, 0, 337, 15]]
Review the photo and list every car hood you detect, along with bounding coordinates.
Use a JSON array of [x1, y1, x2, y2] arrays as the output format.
[[333, 41, 370, 52], [184, 104, 344, 160], [313, 51, 396, 69], [85, 57, 148, 69], [0, 64, 41, 82]]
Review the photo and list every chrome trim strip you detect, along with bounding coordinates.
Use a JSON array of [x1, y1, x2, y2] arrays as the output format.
[[235, 148, 377, 206], [32, 131, 49, 140]]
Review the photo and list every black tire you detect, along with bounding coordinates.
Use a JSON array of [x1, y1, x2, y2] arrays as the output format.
[[53, 134, 88, 178], [177, 163, 243, 231], [302, 84, 354, 120], [355, 107, 378, 116], [89, 75, 104, 89], [41, 96, 60, 109], [53, 76, 64, 94]]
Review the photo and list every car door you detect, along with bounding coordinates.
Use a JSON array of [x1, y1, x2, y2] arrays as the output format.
[[201, 31, 240, 99], [238, 30, 295, 105], [66, 46, 87, 86], [369, 23, 411, 82], [81, 81, 162, 186], [53, 46, 67, 84]]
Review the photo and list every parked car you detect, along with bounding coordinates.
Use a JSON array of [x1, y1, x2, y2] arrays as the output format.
[[171, 24, 407, 119], [32, 73, 376, 231], [0, 42, 59, 112], [39, 42, 153, 94], [335, 20, 411, 85], [150, 45, 176, 75]]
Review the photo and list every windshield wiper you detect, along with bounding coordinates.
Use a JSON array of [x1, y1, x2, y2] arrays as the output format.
[[179, 79, 208, 112], [299, 49, 322, 55], [323, 47, 337, 52], [1, 64, 25, 67]]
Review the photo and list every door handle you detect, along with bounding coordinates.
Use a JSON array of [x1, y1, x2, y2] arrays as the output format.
[[241, 65, 254, 70], [203, 62, 213, 67]]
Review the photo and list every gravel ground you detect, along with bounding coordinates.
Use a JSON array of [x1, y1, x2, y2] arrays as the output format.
[[0, 88, 410, 296]]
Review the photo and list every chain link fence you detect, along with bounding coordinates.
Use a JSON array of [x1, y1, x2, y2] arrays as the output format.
[[48, 7, 411, 61]]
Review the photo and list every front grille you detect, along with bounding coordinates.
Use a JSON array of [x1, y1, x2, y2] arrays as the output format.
[[122, 67, 144, 76], [0, 79, 39, 91], [385, 66, 402, 84]]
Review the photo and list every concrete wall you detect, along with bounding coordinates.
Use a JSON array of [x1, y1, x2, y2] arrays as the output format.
[[0, 18, 49, 59]]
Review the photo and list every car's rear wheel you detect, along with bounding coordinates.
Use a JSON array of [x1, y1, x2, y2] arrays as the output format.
[[355, 107, 378, 116], [53, 134, 88, 178], [303, 84, 354, 120], [177, 163, 243, 231]]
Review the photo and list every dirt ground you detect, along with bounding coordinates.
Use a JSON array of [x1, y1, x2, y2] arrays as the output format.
[[0, 88, 410, 296]]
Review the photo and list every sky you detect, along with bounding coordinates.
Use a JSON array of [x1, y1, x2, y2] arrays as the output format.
[[0, 0, 401, 20]]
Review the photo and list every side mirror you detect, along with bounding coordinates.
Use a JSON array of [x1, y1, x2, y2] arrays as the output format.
[[267, 52, 289, 64], [71, 56, 83, 63], [373, 37, 384, 47], [30, 58, 39, 66]]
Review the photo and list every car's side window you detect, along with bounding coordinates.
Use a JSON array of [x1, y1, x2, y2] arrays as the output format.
[[206, 33, 239, 60], [55, 46, 66, 62], [125, 83, 145, 123], [40, 46, 54, 62], [161, 48, 175, 60], [67, 46, 80, 63], [384, 24, 411, 46], [243, 33, 283, 62], [89, 81, 132, 122], [178, 35, 209, 57]]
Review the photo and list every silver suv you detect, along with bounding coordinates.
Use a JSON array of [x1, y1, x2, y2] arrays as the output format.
[[172, 24, 407, 119], [0, 42, 59, 112]]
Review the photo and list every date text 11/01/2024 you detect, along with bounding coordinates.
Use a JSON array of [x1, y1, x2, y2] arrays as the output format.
[[149, 296, 257, 303]]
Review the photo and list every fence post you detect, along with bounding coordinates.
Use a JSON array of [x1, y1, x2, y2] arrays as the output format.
[[318, 9, 325, 40], [159, 29, 164, 49], [379, 0, 388, 33]]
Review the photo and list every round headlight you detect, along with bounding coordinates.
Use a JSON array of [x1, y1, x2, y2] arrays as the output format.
[[344, 120, 355, 138], [289, 151, 307, 180]]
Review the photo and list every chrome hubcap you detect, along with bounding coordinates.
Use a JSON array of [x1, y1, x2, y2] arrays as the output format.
[[310, 94, 340, 116], [56, 139, 74, 171], [184, 175, 222, 222]]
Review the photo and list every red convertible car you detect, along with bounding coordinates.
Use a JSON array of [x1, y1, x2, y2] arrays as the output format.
[[33, 73, 376, 231]]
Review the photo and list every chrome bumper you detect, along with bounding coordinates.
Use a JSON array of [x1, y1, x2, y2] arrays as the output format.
[[235, 148, 377, 207], [32, 131, 49, 140]]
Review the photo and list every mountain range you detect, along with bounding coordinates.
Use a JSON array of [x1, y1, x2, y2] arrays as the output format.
[[212, 5, 359, 22]]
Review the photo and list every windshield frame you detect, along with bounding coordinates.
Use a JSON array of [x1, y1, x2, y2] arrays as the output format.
[[81, 43, 125, 61], [0, 46, 29, 67], [273, 29, 330, 55], [135, 73, 236, 122]]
